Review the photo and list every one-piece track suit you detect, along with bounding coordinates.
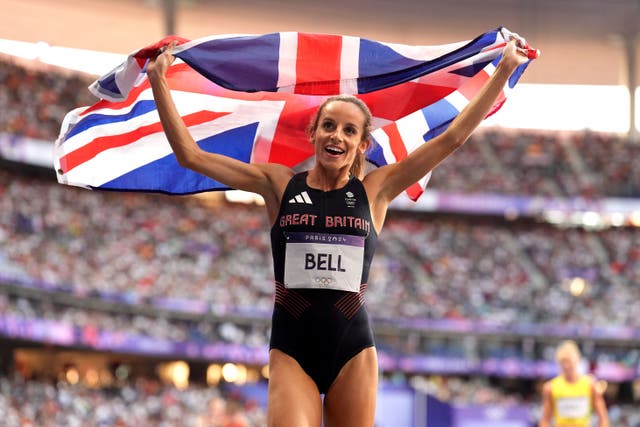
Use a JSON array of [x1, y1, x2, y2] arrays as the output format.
[[269, 172, 378, 394]]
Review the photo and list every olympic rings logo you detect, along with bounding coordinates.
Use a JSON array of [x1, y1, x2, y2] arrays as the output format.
[[315, 277, 334, 287]]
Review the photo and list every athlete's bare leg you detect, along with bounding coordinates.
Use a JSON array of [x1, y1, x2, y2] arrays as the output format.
[[323, 347, 378, 427], [267, 349, 323, 427]]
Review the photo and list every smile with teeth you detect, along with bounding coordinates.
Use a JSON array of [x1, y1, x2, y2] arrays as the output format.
[[325, 146, 345, 155]]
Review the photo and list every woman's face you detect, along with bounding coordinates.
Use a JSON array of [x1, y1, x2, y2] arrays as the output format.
[[311, 101, 368, 174], [557, 350, 580, 378]]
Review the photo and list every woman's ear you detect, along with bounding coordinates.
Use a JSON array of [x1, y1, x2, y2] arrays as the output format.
[[358, 139, 371, 154]]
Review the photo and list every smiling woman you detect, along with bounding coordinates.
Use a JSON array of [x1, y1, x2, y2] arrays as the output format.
[[307, 95, 372, 184], [143, 37, 529, 426]]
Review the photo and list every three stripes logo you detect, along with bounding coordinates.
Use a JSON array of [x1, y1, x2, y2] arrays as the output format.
[[289, 191, 313, 205]]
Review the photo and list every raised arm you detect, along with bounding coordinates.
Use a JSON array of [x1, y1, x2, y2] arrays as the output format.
[[146, 43, 293, 220], [364, 38, 530, 226]]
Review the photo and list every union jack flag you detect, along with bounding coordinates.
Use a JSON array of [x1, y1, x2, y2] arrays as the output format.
[[54, 27, 537, 200]]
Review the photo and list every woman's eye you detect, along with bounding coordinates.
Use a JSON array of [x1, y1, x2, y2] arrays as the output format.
[[322, 122, 334, 130]]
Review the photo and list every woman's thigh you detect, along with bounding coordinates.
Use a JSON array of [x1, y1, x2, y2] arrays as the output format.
[[323, 347, 378, 427], [267, 349, 323, 427]]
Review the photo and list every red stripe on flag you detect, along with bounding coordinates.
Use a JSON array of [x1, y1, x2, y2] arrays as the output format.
[[383, 122, 408, 163], [359, 82, 455, 122], [383, 122, 424, 201], [458, 69, 489, 101], [487, 96, 507, 118], [133, 35, 190, 59], [135, 57, 147, 69], [406, 182, 424, 201], [294, 33, 342, 94], [60, 110, 230, 173], [267, 95, 320, 166]]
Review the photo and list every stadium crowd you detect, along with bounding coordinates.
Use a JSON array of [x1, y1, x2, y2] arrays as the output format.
[[0, 373, 266, 427], [0, 291, 270, 349], [3, 284, 639, 371], [2, 170, 639, 331], [426, 128, 640, 198], [0, 57, 94, 141], [0, 371, 638, 426], [3, 169, 640, 376]]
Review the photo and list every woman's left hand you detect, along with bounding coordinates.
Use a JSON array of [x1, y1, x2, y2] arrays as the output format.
[[499, 37, 531, 71]]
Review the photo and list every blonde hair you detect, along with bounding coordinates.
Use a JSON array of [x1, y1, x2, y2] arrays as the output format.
[[307, 95, 372, 179], [555, 340, 581, 361]]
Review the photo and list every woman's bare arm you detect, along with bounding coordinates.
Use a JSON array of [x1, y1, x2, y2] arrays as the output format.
[[146, 43, 293, 220], [364, 38, 530, 230]]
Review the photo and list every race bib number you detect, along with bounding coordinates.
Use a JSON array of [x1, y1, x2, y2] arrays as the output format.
[[284, 232, 364, 292], [556, 396, 590, 419]]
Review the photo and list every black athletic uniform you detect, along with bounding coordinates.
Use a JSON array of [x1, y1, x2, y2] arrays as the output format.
[[270, 171, 378, 394]]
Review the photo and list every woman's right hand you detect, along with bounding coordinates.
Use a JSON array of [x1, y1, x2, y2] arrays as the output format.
[[147, 41, 177, 82]]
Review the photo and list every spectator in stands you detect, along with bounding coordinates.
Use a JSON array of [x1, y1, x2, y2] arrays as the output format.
[[539, 340, 609, 427]]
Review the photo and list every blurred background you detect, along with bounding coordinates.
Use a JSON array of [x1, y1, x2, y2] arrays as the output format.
[[1, 0, 640, 426]]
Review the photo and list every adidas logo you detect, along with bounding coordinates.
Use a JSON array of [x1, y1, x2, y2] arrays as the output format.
[[289, 191, 313, 204]]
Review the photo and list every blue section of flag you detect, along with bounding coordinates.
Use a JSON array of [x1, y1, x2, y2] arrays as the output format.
[[357, 39, 423, 92], [423, 99, 459, 131], [176, 33, 281, 93], [95, 71, 121, 99], [509, 60, 530, 89], [365, 141, 389, 168], [65, 101, 157, 141], [357, 29, 500, 93], [99, 122, 259, 194], [450, 59, 493, 77]]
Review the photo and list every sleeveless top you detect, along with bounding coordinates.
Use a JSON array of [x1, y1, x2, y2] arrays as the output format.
[[550, 375, 593, 427], [268, 172, 378, 393], [270, 171, 378, 294]]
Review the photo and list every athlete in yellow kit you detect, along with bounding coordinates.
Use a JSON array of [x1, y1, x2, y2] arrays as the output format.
[[539, 340, 609, 427]]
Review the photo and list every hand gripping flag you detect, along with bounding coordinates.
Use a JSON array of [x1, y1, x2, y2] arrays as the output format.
[[54, 27, 538, 200]]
